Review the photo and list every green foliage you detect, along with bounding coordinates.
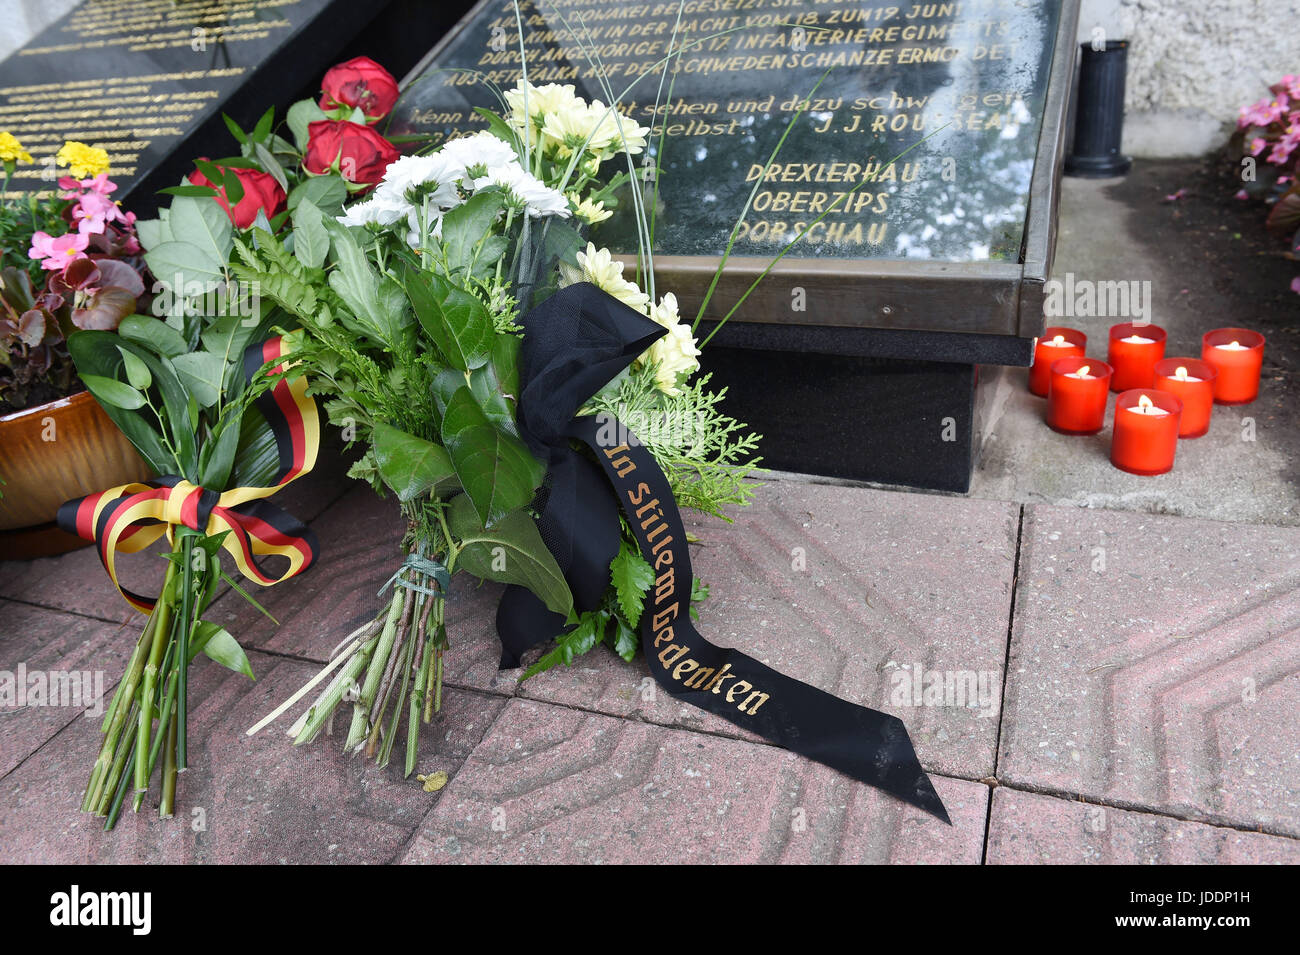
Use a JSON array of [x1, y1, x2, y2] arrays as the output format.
[[609, 540, 654, 627], [587, 370, 761, 520]]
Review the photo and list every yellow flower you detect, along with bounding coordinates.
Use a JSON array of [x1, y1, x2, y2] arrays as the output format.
[[0, 132, 32, 164], [642, 293, 701, 395], [56, 141, 110, 178], [569, 194, 612, 224], [559, 242, 649, 312]]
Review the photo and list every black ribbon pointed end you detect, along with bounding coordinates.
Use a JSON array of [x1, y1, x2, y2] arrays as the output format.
[[907, 769, 951, 826]]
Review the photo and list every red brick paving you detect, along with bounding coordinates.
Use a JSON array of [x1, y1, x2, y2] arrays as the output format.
[[2, 467, 1296, 863]]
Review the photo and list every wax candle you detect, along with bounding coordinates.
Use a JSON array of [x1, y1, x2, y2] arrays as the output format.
[[1110, 389, 1182, 475], [1029, 326, 1086, 396], [1107, 322, 1167, 391], [1201, 328, 1265, 404], [1046, 357, 1113, 434], [1154, 357, 1216, 438]]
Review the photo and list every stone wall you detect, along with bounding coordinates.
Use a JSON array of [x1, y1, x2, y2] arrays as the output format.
[[1080, 0, 1300, 158]]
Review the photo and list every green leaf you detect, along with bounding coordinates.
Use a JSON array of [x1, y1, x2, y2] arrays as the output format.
[[116, 346, 152, 390], [80, 373, 145, 410], [440, 190, 504, 278], [449, 495, 572, 618], [610, 542, 654, 627], [144, 240, 225, 289], [166, 195, 233, 266], [288, 174, 347, 215], [611, 615, 639, 662], [222, 113, 249, 144], [325, 218, 409, 347], [404, 267, 492, 371], [157, 185, 220, 199], [491, 333, 521, 399], [253, 141, 289, 193], [134, 217, 172, 251], [171, 352, 226, 408], [197, 416, 242, 490], [441, 386, 544, 527], [117, 313, 188, 358], [522, 611, 605, 680], [372, 423, 456, 503], [66, 333, 170, 473], [292, 198, 329, 270], [286, 99, 328, 150], [188, 621, 255, 679], [252, 106, 275, 143]]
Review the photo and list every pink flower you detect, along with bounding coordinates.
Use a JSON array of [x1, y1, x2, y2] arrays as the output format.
[[1291, 277, 1300, 295], [1234, 189, 1249, 199], [1267, 124, 1300, 165], [81, 173, 116, 195], [1239, 94, 1290, 128], [28, 230, 89, 270], [1249, 137, 1267, 156]]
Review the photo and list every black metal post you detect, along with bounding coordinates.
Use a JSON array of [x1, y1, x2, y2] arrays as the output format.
[[1066, 40, 1132, 178]]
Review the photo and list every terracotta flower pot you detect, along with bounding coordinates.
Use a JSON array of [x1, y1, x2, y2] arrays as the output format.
[[0, 390, 152, 559]]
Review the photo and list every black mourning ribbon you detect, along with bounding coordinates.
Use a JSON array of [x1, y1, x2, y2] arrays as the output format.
[[495, 282, 950, 824]]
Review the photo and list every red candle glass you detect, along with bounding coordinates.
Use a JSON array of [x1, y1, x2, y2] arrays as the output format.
[[1107, 322, 1167, 391], [1046, 357, 1112, 434], [1201, 328, 1265, 405], [1153, 358, 1216, 438], [1110, 389, 1182, 476], [1029, 326, 1086, 396]]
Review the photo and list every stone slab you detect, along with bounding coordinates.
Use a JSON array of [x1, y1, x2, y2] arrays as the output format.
[[401, 698, 988, 865], [522, 480, 1018, 779], [0, 649, 504, 864], [0, 600, 135, 777], [999, 504, 1300, 836], [986, 786, 1300, 864]]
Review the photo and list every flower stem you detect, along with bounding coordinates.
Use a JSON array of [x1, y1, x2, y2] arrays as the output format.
[[135, 545, 180, 794]]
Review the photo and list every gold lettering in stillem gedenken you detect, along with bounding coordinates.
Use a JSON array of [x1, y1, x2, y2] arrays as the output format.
[[602, 444, 770, 716]]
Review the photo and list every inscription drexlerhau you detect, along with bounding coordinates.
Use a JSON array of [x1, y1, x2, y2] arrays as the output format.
[[603, 441, 771, 716], [396, 0, 1060, 264]]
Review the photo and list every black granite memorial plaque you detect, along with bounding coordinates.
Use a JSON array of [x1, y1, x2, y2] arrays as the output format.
[[0, 0, 472, 215], [387, 0, 1080, 492]]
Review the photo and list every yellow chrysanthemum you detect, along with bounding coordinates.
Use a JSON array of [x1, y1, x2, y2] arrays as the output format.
[[0, 131, 33, 164], [56, 141, 110, 178], [569, 194, 612, 224]]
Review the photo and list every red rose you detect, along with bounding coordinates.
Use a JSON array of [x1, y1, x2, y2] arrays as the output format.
[[187, 161, 286, 229], [318, 56, 400, 123], [303, 120, 398, 189]]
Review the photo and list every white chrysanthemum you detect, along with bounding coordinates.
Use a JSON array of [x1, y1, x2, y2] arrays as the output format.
[[437, 131, 519, 178], [569, 194, 612, 224], [643, 293, 701, 396], [374, 153, 462, 208], [472, 160, 570, 218], [338, 191, 410, 228], [559, 243, 650, 312]]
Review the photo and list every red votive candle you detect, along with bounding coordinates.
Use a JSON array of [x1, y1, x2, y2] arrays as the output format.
[[1153, 357, 1216, 438], [1201, 328, 1265, 404], [1046, 357, 1112, 434], [1111, 389, 1182, 476], [1107, 322, 1167, 391], [1029, 326, 1086, 396]]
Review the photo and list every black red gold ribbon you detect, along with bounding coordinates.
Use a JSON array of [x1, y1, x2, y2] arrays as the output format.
[[57, 336, 320, 613], [497, 283, 950, 823]]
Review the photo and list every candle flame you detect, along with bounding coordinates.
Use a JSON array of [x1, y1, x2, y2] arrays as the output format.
[[1138, 394, 1155, 409], [1175, 366, 1189, 380], [1052, 334, 1065, 345], [1231, 340, 1240, 348], [1077, 364, 1091, 376]]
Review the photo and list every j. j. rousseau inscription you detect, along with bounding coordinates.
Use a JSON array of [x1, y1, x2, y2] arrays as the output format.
[[392, 0, 1063, 265]]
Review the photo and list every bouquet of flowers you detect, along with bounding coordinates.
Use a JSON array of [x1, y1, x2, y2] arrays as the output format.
[[233, 68, 759, 774], [55, 126, 323, 828], [1233, 75, 1300, 295]]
